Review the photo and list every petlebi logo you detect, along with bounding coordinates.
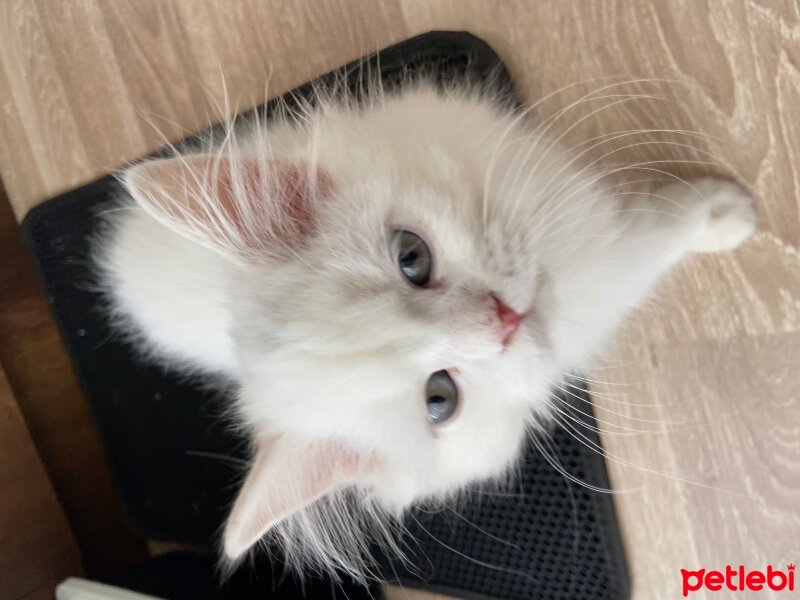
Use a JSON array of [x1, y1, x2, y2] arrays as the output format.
[[681, 564, 795, 596]]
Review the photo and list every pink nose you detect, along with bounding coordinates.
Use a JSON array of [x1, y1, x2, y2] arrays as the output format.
[[491, 294, 523, 347]]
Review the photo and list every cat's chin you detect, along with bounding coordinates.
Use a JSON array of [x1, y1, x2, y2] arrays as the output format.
[[366, 460, 456, 512]]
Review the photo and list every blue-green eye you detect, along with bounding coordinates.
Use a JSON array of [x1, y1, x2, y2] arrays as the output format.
[[395, 230, 432, 286], [426, 370, 459, 425]]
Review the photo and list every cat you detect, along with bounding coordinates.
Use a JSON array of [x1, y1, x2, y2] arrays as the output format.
[[97, 77, 756, 580]]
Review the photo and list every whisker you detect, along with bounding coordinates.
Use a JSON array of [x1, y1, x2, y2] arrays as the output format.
[[555, 416, 757, 498], [185, 450, 249, 467], [444, 506, 519, 548], [407, 512, 542, 584], [528, 431, 617, 494]]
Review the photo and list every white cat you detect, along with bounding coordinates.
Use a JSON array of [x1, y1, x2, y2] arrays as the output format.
[[98, 80, 756, 579]]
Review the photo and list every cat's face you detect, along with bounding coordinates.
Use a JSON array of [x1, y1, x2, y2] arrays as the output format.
[[121, 87, 572, 571], [231, 163, 558, 511]]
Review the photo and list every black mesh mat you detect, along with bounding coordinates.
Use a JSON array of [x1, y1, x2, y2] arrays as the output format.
[[21, 31, 629, 600]]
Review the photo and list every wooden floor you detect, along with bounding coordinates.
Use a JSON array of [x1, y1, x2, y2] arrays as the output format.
[[0, 169, 148, 585], [0, 359, 83, 600], [1, 2, 798, 599]]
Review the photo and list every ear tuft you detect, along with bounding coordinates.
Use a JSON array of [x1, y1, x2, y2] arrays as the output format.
[[223, 436, 370, 562], [123, 155, 330, 261]]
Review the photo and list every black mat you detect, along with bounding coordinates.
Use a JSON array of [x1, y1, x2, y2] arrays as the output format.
[[103, 551, 377, 600], [21, 31, 629, 600]]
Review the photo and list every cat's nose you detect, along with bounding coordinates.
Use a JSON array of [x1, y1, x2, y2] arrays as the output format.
[[491, 294, 523, 347]]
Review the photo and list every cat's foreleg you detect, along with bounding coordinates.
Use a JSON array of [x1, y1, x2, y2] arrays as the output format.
[[633, 177, 757, 257], [550, 177, 756, 368]]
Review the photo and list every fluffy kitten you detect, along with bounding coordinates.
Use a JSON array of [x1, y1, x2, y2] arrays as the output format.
[[99, 79, 756, 579]]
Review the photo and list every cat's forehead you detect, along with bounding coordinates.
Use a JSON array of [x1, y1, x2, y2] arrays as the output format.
[[303, 176, 537, 310]]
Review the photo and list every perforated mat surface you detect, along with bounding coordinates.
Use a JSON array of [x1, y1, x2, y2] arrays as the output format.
[[21, 31, 629, 600]]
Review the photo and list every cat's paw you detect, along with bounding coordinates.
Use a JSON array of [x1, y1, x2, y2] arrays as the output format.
[[690, 178, 757, 253]]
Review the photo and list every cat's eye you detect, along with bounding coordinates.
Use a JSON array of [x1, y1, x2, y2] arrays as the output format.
[[426, 370, 459, 425], [395, 230, 432, 286]]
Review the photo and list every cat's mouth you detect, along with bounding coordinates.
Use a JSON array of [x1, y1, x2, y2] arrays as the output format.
[[501, 319, 529, 351]]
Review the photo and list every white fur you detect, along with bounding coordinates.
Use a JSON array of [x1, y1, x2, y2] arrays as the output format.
[[98, 79, 756, 579], [100, 207, 238, 374]]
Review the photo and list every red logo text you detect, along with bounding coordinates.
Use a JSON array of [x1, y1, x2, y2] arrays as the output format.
[[681, 564, 795, 596]]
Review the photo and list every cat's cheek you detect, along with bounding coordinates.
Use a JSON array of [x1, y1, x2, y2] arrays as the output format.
[[367, 463, 420, 512]]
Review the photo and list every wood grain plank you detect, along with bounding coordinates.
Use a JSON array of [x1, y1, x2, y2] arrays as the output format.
[[384, 586, 454, 600], [0, 361, 83, 599], [0, 0, 412, 220], [593, 330, 800, 599], [0, 185, 148, 575]]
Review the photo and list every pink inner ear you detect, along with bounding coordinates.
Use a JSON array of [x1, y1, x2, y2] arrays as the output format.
[[242, 441, 361, 539], [268, 162, 323, 238], [214, 160, 326, 243], [222, 437, 372, 562], [124, 155, 331, 260]]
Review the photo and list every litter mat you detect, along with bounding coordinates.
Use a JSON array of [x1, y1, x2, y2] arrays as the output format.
[[22, 31, 629, 600]]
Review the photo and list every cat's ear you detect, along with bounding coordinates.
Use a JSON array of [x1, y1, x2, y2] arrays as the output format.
[[223, 435, 372, 561], [122, 155, 329, 261]]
